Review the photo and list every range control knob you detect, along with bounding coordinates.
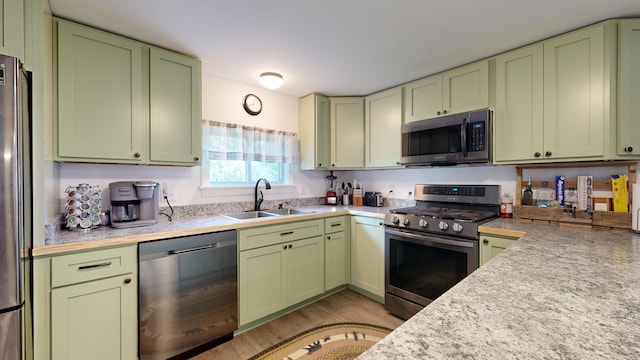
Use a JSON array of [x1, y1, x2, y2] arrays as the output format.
[[452, 223, 464, 233], [392, 216, 400, 225], [403, 217, 410, 226], [418, 218, 429, 228], [438, 221, 449, 231]]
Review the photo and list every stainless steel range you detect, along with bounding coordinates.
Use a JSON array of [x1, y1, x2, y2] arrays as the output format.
[[384, 184, 500, 320]]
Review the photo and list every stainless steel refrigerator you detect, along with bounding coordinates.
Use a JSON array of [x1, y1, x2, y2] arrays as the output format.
[[0, 54, 32, 360]]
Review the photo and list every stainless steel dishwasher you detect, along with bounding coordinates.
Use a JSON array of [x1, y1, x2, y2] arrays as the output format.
[[138, 230, 237, 360]]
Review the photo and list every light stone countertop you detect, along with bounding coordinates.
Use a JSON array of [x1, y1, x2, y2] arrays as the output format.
[[36, 205, 389, 256], [359, 218, 640, 359]]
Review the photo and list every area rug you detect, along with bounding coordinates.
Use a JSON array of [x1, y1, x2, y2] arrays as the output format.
[[247, 322, 392, 360]]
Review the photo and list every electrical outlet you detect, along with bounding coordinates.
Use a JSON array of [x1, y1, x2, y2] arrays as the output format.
[[162, 183, 176, 203]]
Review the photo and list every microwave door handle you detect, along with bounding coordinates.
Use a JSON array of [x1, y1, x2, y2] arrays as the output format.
[[461, 117, 468, 157]]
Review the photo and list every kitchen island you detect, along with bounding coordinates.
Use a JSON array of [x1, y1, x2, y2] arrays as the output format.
[[360, 218, 640, 359]]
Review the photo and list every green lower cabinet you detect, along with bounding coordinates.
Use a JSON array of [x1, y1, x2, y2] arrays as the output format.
[[51, 274, 137, 360], [325, 231, 348, 290], [350, 216, 385, 299], [479, 234, 518, 266], [239, 235, 324, 326], [32, 245, 137, 360]]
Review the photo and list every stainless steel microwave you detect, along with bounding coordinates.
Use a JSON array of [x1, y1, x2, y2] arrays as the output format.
[[399, 109, 492, 166]]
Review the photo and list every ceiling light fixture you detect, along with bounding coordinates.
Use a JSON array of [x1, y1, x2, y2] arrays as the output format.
[[259, 72, 284, 89]]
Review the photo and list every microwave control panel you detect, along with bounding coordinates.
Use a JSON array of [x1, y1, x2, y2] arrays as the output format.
[[469, 121, 486, 151]]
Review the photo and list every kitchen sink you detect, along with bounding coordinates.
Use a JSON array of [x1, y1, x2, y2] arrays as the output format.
[[261, 208, 315, 216], [221, 208, 315, 220]]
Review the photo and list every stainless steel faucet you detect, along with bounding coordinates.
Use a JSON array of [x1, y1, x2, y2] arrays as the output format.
[[254, 178, 272, 211]]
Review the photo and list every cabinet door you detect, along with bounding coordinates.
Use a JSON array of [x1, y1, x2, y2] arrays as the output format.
[[443, 60, 490, 115], [543, 24, 605, 160], [403, 74, 442, 122], [55, 19, 145, 163], [149, 47, 202, 165], [288, 236, 324, 304], [298, 94, 330, 169], [365, 87, 403, 168], [350, 216, 385, 298], [330, 97, 364, 169], [239, 244, 286, 326], [51, 274, 137, 360], [325, 231, 347, 290], [618, 19, 640, 156], [494, 44, 544, 163], [479, 234, 517, 266], [0, 0, 23, 59]]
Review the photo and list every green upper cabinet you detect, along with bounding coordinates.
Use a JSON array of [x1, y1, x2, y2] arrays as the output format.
[[543, 23, 605, 160], [403, 74, 442, 122], [0, 0, 24, 59], [442, 60, 491, 116], [298, 94, 330, 170], [365, 87, 403, 168], [149, 46, 202, 165], [330, 97, 365, 169], [54, 18, 202, 166], [404, 60, 491, 123], [618, 19, 640, 156], [494, 43, 544, 162], [494, 22, 614, 163], [55, 19, 146, 163]]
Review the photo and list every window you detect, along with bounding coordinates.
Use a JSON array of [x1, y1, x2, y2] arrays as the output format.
[[202, 121, 298, 186]]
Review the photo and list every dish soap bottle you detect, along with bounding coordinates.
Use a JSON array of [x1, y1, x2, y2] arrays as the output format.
[[500, 192, 513, 218], [522, 177, 533, 205]]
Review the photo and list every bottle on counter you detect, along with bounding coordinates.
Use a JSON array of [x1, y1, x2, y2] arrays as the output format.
[[535, 181, 555, 207], [500, 192, 513, 218], [564, 187, 578, 217], [522, 177, 534, 205]]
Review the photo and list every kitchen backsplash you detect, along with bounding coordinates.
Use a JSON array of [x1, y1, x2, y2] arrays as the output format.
[[45, 197, 416, 242]]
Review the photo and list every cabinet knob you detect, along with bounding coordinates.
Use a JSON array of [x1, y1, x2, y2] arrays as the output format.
[[288, 244, 292, 249], [193, 156, 199, 161], [133, 152, 141, 158], [327, 235, 331, 240], [545, 151, 552, 157], [437, 111, 441, 115], [442, 110, 447, 114], [625, 147, 634, 153], [283, 245, 288, 250], [534, 152, 541, 158], [483, 239, 489, 244], [331, 164, 335, 167], [124, 278, 132, 284], [318, 163, 322, 167]]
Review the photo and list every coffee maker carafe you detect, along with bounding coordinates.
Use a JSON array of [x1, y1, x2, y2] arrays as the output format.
[[109, 181, 159, 228]]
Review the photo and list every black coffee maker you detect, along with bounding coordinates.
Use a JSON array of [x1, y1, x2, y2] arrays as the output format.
[[109, 181, 159, 228]]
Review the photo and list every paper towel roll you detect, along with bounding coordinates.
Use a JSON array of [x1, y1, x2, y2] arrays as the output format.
[[633, 183, 640, 232]]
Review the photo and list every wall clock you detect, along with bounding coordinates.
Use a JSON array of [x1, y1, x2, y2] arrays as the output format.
[[243, 94, 262, 115]]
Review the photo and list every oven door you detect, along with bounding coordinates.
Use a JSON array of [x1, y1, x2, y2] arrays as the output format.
[[384, 227, 478, 319]]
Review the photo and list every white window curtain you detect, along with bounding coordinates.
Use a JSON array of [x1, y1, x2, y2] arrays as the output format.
[[203, 120, 299, 163]]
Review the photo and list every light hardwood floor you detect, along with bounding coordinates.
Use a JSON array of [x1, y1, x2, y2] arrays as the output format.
[[191, 289, 404, 360]]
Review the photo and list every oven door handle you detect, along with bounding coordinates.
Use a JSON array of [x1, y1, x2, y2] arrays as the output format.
[[461, 117, 468, 157], [385, 228, 475, 248]]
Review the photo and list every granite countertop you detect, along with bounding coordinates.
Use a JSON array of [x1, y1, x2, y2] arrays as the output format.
[[360, 218, 640, 359], [36, 205, 390, 256]]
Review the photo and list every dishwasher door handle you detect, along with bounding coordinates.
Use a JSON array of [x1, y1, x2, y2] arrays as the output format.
[[168, 239, 236, 255]]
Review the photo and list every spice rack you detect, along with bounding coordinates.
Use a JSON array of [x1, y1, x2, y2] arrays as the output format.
[[514, 162, 636, 229]]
